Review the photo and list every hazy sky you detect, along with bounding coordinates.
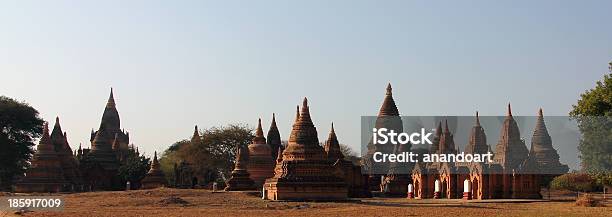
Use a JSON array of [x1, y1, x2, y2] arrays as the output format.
[[1, 0, 611, 157]]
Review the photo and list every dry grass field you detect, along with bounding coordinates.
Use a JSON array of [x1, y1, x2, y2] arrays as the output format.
[[1, 188, 609, 217]]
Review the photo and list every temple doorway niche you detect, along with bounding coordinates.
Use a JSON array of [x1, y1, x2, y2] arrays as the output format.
[[441, 179, 447, 198], [471, 177, 480, 200], [413, 179, 421, 198]]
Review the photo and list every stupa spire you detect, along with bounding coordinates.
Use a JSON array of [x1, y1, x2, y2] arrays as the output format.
[[324, 122, 343, 160], [288, 97, 320, 150], [444, 119, 450, 133], [378, 83, 400, 116], [267, 113, 282, 160], [465, 111, 488, 155], [152, 151, 159, 166], [507, 103, 512, 117], [529, 108, 569, 174], [299, 98, 312, 123], [538, 107, 543, 117], [253, 118, 266, 144], [191, 125, 201, 144], [107, 88, 115, 108]]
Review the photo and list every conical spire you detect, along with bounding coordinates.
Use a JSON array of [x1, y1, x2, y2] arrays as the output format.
[[52, 117, 62, 134], [36, 122, 55, 154], [288, 97, 320, 149], [465, 111, 488, 155], [191, 125, 201, 144], [493, 103, 529, 170], [294, 105, 300, 123], [529, 108, 569, 174], [507, 103, 512, 117], [270, 113, 277, 129], [267, 113, 282, 160], [152, 151, 159, 165], [324, 122, 343, 160], [252, 118, 266, 144], [444, 119, 450, 133], [299, 98, 312, 123], [531, 108, 552, 152], [538, 108, 543, 117], [50, 117, 66, 152], [107, 88, 116, 108], [100, 88, 121, 131], [378, 83, 400, 116], [437, 119, 456, 154]]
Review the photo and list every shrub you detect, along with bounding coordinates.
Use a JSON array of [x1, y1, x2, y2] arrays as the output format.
[[550, 173, 597, 192], [575, 194, 603, 207]]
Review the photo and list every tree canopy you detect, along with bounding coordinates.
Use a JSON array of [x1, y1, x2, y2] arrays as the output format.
[[160, 124, 254, 185], [0, 96, 44, 190], [570, 62, 612, 173]]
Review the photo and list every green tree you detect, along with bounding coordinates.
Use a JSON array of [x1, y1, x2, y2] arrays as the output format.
[[160, 124, 253, 185], [117, 151, 150, 189], [159, 140, 190, 186], [570, 62, 612, 173], [0, 96, 44, 190], [550, 173, 597, 192]]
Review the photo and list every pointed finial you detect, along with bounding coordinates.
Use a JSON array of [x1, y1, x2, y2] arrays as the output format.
[[107, 87, 116, 108], [386, 83, 392, 95], [270, 113, 278, 129], [331, 122, 335, 134], [55, 116, 60, 123], [253, 118, 266, 144], [256, 118, 263, 135], [302, 97, 308, 109], [507, 103, 512, 116], [476, 111, 480, 126], [444, 119, 450, 133], [538, 108, 543, 117]]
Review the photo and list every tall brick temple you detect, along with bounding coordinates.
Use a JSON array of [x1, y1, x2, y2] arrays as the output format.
[[15, 123, 67, 192], [264, 98, 348, 200], [78, 88, 135, 190]]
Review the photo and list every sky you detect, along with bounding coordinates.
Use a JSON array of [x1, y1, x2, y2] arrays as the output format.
[[0, 0, 611, 158]]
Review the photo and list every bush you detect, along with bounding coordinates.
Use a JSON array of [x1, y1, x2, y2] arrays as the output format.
[[575, 194, 604, 207], [550, 173, 597, 192]]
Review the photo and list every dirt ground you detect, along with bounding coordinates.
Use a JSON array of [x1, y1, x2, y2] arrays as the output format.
[[1, 188, 609, 217]]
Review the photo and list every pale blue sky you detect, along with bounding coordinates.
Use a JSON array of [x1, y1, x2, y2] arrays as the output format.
[[1, 0, 610, 156]]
